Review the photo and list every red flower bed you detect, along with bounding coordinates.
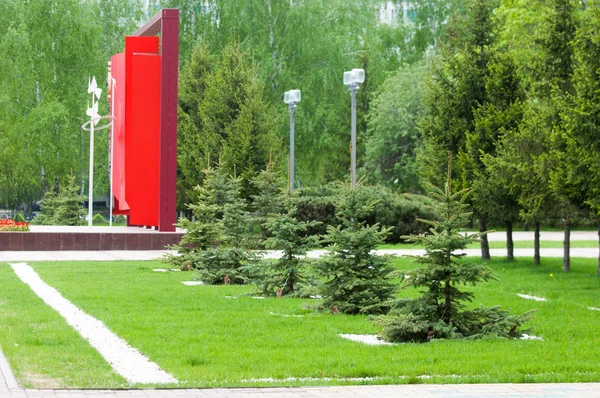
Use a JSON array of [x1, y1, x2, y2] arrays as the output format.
[[0, 219, 30, 232]]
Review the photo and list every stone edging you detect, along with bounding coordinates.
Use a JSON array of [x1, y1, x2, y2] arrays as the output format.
[[0, 345, 19, 390]]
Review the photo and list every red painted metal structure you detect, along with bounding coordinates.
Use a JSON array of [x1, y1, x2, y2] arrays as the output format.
[[109, 9, 179, 232]]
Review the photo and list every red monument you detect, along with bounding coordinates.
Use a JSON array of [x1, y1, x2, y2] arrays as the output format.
[[108, 9, 179, 232]]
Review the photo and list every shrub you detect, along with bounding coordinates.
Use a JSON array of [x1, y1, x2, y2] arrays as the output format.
[[295, 183, 438, 244], [193, 247, 261, 285], [92, 214, 106, 225], [13, 213, 26, 223]]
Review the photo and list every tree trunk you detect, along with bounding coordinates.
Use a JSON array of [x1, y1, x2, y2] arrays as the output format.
[[41, 167, 47, 194], [534, 222, 540, 265], [506, 221, 514, 262], [597, 224, 600, 276], [479, 217, 490, 260], [563, 219, 571, 272]]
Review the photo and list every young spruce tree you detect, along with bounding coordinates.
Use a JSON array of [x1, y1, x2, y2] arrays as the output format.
[[251, 198, 321, 297], [53, 174, 86, 226], [374, 157, 534, 342], [317, 178, 396, 315], [168, 163, 222, 270], [196, 174, 261, 284]]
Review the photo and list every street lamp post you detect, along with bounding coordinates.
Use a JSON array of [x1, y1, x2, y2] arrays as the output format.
[[284, 89, 301, 192], [343, 68, 365, 188]]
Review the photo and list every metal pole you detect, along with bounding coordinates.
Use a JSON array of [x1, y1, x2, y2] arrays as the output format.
[[350, 86, 357, 188], [109, 78, 115, 227], [88, 109, 94, 228], [289, 103, 296, 192]]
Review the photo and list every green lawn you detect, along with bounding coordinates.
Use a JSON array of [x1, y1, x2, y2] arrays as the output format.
[[379, 240, 598, 249], [0, 257, 599, 388]]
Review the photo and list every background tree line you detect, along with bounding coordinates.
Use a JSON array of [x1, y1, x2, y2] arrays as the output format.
[[3, 0, 600, 273]]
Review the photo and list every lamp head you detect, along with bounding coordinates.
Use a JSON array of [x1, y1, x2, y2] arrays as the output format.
[[284, 89, 301, 104], [343, 68, 365, 85]]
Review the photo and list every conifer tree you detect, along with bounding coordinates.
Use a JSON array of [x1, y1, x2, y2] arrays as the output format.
[[316, 179, 396, 315], [195, 174, 262, 285], [53, 174, 86, 226], [168, 162, 222, 270], [250, 156, 286, 245], [250, 199, 320, 297], [374, 157, 533, 342], [33, 190, 58, 225]]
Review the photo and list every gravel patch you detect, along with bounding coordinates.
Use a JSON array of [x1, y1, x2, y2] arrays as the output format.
[[269, 312, 303, 318], [520, 334, 543, 341], [517, 293, 547, 302], [181, 281, 204, 286], [339, 334, 393, 346], [9, 263, 177, 385]]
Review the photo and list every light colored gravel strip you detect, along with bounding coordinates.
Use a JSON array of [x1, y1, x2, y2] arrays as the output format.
[[517, 293, 547, 302], [181, 281, 204, 286], [339, 334, 393, 346], [9, 263, 177, 385], [520, 334, 543, 341], [0, 345, 19, 390]]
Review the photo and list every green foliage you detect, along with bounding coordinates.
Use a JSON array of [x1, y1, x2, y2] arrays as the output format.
[[317, 179, 396, 315], [13, 213, 25, 223], [373, 178, 533, 342], [249, 205, 321, 297], [294, 183, 437, 244], [365, 60, 427, 193], [34, 175, 86, 226], [53, 174, 86, 226], [177, 42, 281, 204], [169, 164, 223, 270], [194, 247, 262, 285], [32, 190, 58, 225], [250, 157, 286, 244], [92, 213, 106, 225]]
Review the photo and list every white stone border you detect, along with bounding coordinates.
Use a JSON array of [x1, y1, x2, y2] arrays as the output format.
[[0, 345, 19, 390], [9, 263, 177, 385], [516, 294, 547, 302]]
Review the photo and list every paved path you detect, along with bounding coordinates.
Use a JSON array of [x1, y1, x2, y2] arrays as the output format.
[[1, 247, 598, 262]]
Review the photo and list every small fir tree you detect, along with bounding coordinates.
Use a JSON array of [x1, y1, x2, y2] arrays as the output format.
[[250, 157, 286, 245], [168, 163, 223, 270], [53, 174, 86, 226], [249, 200, 321, 297], [33, 190, 58, 225], [374, 160, 534, 342], [196, 174, 261, 285], [316, 179, 396, 315]]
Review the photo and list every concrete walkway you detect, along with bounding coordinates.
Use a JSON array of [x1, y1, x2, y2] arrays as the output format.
[[1, 247, 599, 262]]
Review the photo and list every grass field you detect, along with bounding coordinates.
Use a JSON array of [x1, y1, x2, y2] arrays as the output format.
[[1, 257, 599, 389], [379, 240, 599, 249]]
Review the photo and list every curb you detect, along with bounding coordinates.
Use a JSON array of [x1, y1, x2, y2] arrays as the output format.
[[0, 345, 19, 390]]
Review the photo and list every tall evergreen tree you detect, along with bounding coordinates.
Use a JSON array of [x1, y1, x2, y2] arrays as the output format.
[[177, 41, 281, 204], [419, 0, 503, 260]]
